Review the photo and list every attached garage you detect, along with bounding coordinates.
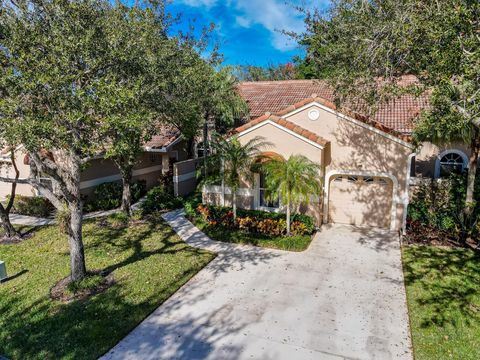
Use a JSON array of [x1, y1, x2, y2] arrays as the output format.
[[328, 175, 394, 229]]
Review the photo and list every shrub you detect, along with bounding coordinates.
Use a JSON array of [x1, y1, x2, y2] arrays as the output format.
[[193, 202, 315, 236], [8, 195, 54, 217], [140, 185, 183, 214], [84, 180, 147, 212], [407, 172, 480, 241]]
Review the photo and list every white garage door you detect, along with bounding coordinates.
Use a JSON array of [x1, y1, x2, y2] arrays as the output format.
[[328, 175, 393, 229]]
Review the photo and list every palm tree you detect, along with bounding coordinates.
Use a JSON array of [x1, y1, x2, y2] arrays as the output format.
[[212, 135, 269, 220], [262, 155, 322, 235]]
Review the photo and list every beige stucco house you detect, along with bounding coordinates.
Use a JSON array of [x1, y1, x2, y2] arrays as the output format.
[[0, 126, 189, 201], [203, 79, 473, 232]]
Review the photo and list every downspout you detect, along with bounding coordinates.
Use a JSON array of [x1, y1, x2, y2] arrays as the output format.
[[402, 152, 416, 235]]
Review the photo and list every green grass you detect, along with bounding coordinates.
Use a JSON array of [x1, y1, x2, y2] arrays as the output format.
[[0, 216, 215, 360], [191, 216, 313, 251], [402, 245, 480, 360]]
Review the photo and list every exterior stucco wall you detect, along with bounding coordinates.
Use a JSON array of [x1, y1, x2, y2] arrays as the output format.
[[237, 123, 323, 164], [220, 122, 324, 225], [285, 105, 413, 231], [286, 105, 412, 198], [0, 148, 36, 200], [79, 152, 165, 199], [415, 141, 471, 178], [205, 103, 415, 231]]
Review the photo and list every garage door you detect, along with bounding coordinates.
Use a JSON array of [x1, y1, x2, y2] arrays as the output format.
[[328, 175, 393, 229]]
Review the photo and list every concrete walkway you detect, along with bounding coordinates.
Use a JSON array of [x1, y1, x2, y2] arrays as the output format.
[[7, 198, 145, 227], [102, 210, 412, 360]]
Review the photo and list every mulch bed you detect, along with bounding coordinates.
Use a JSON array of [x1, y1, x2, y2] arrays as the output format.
[[50, 272, 115, 303], [403, 220, 479, 250]]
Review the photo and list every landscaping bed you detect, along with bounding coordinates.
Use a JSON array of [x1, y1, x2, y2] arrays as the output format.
[[0, 214, 215, 360], [402, 245, 480, 360], [185, 196, 315, 251]]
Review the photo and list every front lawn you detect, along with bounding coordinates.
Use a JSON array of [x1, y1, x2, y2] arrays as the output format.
[[191, 216, 313, 251], [402, 245, 480, 360], [0, 215, 215, 360]]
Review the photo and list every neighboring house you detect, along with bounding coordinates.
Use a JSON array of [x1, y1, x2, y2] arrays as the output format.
[[203, 79, 474, 231], [0, 125, 189, 200]]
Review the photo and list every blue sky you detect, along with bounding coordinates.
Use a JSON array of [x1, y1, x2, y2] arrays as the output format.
[[169, 1, 330, 66]]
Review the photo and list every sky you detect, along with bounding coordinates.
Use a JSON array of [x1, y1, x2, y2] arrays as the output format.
[[169, 0, 330, 67]]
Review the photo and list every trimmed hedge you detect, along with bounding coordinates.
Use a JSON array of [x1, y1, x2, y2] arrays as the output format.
[[8, 195, 54, 217], [140, 186, 183, 214], [185, 195, 315, 236], [84, 180, 146, 212]]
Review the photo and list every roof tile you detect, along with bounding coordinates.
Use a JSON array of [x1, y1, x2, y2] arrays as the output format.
[[238, 78, 428, 135]]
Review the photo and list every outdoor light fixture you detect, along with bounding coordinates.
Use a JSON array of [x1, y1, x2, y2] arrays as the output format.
[[0, 261, 7, 282]]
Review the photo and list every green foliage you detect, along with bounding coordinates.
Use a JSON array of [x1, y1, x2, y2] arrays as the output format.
[[301, 0, 480, 217], [194, 203, 315, 236], [408, 173, 480, 240], [0, 215, 214, 359], [262, 155, 321, 234], [8, 195, 54, 218], [184, 193, 203, 218], [403, 245, 480, 359], [66, 274, 104, 295], [84, 181, 146, 212], [140, 185, 183, 214], [232, 62, 298, 81], [211, 134, 270, 195]]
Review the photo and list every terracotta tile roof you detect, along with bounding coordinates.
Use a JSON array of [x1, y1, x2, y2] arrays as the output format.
[[237, 77, 428, 135], [234, 114, 329, 148], [144, 125, 181, 149]]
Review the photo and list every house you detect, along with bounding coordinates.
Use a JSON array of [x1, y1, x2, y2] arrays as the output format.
[[0, 125, 189, 201], [202, 79, 473, 232]]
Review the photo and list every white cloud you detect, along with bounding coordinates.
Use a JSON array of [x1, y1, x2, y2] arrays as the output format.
[[180, 0, 218, 8], [179, 0, 314, 51], [233, 0, 306, 51]]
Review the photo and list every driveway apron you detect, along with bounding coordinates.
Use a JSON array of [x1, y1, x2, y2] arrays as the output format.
[[101, 211, 412, 360]]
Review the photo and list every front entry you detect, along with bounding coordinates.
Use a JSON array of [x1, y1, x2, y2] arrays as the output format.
[[328, 175, 393, 229]]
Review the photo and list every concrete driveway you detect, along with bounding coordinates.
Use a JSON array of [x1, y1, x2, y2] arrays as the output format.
[[102, 212, 412, 360]]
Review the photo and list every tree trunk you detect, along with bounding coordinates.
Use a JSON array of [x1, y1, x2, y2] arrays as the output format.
[[232, 191, 237, 221], [0, 150, 20, 238], [68, 199, 86, 282], [121, 169, 133, 216], [286, 201, 291, 236], [67, 152, 87, 282], [0, 209, 18, 238], [465, 138, 479, 208], [460, 136, 479, 244], [203, 120, 208, 178]]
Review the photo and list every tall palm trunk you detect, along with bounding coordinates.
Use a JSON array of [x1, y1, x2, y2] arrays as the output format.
[[232, 191, 237, 221], [286, 200, 291, 236]]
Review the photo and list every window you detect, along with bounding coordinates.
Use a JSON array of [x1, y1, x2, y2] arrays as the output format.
[[347, 176, 358, 183], [363, 176, 374, 183], [333, 176, 343, 182], [259, 173, 279, 208], [439, 152, 467, 177]]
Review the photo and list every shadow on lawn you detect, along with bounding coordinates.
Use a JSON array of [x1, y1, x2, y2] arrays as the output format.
[[0, 265, 243, 360], [403, 245, 480, 328], [0, 216, 270, 359]]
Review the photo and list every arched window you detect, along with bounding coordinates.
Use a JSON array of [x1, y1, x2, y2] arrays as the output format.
[[435, 150, 468, 178]]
